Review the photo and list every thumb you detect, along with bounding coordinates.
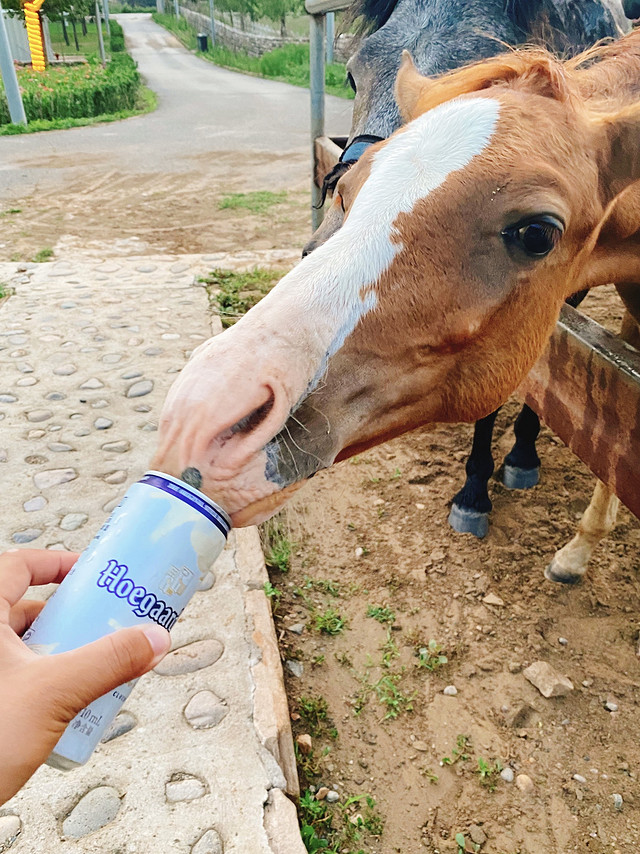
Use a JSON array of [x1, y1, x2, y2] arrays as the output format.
[[49, 625, 171, 717]]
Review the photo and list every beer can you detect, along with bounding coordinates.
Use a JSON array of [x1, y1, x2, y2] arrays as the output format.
[[21, 470, 231, 770]]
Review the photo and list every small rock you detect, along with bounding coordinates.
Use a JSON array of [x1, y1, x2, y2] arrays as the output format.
[[191, 829, 223, 854], [74, 427, 90, 437], [102, 496, 121, 513], [101, 711, 137, 743], [171, 261, 190, 273], [101, 439, 131, 454], [27, 429, 45, 439], [53, 364, 77, 376], [605, 700, 619, 712], [16, 377, 37, 387], [500, 768, 515, 783], [162, 332, 180, 340], [79, 377, 104, 389], [121, 371, 142, 380], [315, 787, 330, 800], [612, 793, 623, 810], [91, 399, 110, 409], [126, 379, 154, 398], [60, 513, 88, 532], [326, 791, 340, 804], [285, 659, 304, 678], [443, 685, 458, 696], [0, 815, 22, 849], [144, 347, 163, 356], [165, 774, 206, 803], [33, 469, 77, 492], [135, 264, 157, 274], [62, 786, 121, 838], [0, 448, 7, 462], [24, 496, 47, 512], [0, 394, 17, 403], [515, 774, 535, 794], [412, 740, 429, 752], [296, 734, 312, 755], [288, 622, 306, 635], [508, 662, 522, 674], [573, 774, 587, 784], [184, 691, 228, 729], [94, 417, 113, 430], [27, 409, 53, 423], [154, 639, 224, 675], [102, 354, 123, 364], [469, 825, 487, 846], [582, 679, 593, 688], [17, 363, 34, 373], [104, 470, 127, 485], [48, 442, 73, 452], [482, 592, 504, 607], [523, 660, 574, 698], [355, 547, 364, 558], [12, 528, 43, 544], [45, 392, 66, 401], [558, 637, 568, 646]]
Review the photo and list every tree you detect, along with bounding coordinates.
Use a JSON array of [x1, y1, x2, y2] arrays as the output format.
[[258, 0, 303, 36]]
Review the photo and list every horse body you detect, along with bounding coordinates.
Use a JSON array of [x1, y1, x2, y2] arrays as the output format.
[[154, 34, 640, 531]]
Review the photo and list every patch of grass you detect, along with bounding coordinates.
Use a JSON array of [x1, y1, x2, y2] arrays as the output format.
[[202, 267, 281, 328], [477, 756, 503, 791], [0, 208, 21, 216], [153, 13, 354, 100], [262, 516, 294, 573], [373, 674, 415, 720], [366, 605, 395, 624], [263, 580, 282, 613], [441, 734, 471, 766], [301, 576, 341, 597], [0, 282, 10, 299], [219, 190, 287, 214], [415, 639, 448, 671], [315, 608, 347, 636], [47, 18, 109, 58], [298, 695, 328, 736], [33, 247, 54, 263], [380, 628, 399, 668], [299, 788, 383, 853]]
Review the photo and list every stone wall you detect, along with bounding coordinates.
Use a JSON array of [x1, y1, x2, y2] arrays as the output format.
[[179, 7, 307, 57]]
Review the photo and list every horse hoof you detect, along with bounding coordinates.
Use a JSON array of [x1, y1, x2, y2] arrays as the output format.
[[543, 562, 583, 585], [448, 504, 489, 538], [503, 464, 540, 490]]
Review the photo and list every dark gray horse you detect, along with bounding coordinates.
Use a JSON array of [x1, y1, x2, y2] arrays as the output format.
[[304, 0, 631, 539]]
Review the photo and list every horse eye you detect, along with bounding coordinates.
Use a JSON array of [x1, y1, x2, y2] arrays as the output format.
[[502, 215, 564, 258], [347, 72, 357, 93]]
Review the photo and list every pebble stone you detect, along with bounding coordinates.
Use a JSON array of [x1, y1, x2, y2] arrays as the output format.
[[500, 768, 515, 783], [34, 468, 78, 489], [612, 793, 624, 810], [48, 442, 74, 452], [0, 394, 17, 403], [121, 370, 142, 380], [443, 685, 458, 696], [74, 426, 91, 437], [101, 710, 137, 743], [523, 660, 574, 698], [91, 398, 110, 408], [53, 364, 77, 376], [154, 639, 224, 676], [126, 379, 154, 398], [285, 660, 304, 678], [104, 470, 127, 485], [60, 513, 88, 531], [515, 774, 535, 794], [62, 786, 122, 838], [16, 377, 37, 387], [184, 691, 229, 729], [12, 528, 43, 543], [27, 429, 45, 439], [573, 774, 587, 784], [24, 496, 47, 512], [326, 791, 340, 803], [79, 377, 104, 389], [0, 448, 7, 462], [45, 392, 66, 401], [165, 774, 207, 803], [605, 700, 619, 712], [17, 363, 34, 373], [191, 829, 223, 854], [94, 417, 114, 430], [0, 815, 22, 849], [101, 440, 131, 453], [27, 409, 53, 423]]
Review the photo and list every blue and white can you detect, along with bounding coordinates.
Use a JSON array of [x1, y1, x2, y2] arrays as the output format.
[[22, 470, 231, 770]]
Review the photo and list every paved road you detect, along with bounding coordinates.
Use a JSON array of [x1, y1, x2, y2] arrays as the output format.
[[0, 13, 351, 196]]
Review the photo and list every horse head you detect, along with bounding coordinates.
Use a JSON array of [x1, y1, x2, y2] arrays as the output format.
[[304, 0, 630, 253], [153, 33, 640, 526]]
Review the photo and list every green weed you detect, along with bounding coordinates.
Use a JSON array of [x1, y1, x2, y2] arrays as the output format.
[[366, 605, 395, 624], [315, 608, 347, 636], [202, 267, 281, 327], [416, 639, 448, 671], [441, 734, 471, 766], [263, 581, 282, 613], [298, 695, 328, 736], [0, 208, 21, 216], [380, 629, 399, 668], [219, 190, 287, 214], [33, 248, 53, 263], [373, 674, 415, 720], [477, 756, 503, 791]]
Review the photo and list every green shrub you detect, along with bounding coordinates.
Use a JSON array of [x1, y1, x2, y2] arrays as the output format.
[[0, 54, 140, 124], [110, 19, 125, 52]]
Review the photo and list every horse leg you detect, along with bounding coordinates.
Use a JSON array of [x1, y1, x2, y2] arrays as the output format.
[[448, 409, 499, 538], [502, 404, 541, 489], [545, 481, 620, 584]]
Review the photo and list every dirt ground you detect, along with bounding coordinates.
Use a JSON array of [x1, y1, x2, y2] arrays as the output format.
[[3, 145, 639, 854], [270, 284, 640, 854]]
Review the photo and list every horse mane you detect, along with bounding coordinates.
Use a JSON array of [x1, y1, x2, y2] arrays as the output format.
[[401, 30, 640, 124]]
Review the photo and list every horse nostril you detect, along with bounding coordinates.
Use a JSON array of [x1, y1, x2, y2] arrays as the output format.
[[229, 394, 275, 435]]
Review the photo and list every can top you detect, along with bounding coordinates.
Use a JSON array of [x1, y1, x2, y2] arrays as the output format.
[[142, 471, 232, 536]]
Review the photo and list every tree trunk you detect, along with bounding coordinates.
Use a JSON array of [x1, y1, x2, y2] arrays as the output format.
[[61, 13, 70, 46], [280, 13, 286, 37], [81, 17, 87, 36], [71, 17, 80, 52]]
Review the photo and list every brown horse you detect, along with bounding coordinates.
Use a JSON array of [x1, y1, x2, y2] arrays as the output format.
[[154, 32, 640, 540]]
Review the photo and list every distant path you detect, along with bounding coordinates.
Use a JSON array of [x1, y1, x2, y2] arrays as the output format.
[[0, 14, 351, 257]]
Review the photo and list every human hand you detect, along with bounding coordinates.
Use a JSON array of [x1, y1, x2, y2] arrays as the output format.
[[0, 549, 171, 805]]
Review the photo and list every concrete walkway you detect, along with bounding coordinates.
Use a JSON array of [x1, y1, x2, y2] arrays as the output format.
[[0, 250, 304, 853]]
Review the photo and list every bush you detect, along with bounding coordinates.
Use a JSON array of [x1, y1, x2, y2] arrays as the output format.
[[0, 53, 141, 124], [110, 19, 125, 52]]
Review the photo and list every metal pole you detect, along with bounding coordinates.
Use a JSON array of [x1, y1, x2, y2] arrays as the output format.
[[325, 11, 334, 64], [0, 2, 27, 125], [94, 0, 106, 64], [174, 0, 179, 18], [102, 0, 110, 36], [309, 13, 325, 232], [156, 0, 165, 13], [208, 0, 216, 45]]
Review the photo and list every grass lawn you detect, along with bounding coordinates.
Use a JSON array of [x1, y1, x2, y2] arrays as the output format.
[[48, 18, 109, 59]]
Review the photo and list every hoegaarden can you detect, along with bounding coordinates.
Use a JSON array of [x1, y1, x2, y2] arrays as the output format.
[[21, 470, 231, 770]]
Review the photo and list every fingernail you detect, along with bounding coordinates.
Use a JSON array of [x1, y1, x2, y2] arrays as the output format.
[[142, 625, 171, 659]]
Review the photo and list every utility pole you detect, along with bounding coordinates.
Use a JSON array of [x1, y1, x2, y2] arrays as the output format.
[[325, 11, 334, 64], [102, 0, 110, 36], [0, 0, 27, 125], [208, 0, 215, 45], [95, 0, 106, 64]]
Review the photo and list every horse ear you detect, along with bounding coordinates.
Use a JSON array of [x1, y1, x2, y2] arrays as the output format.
[[395, 51, 431, 122], [577, 180, 640, 290]]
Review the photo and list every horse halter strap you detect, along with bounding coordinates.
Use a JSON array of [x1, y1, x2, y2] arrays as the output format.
[[339, 134, 385, 164]]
